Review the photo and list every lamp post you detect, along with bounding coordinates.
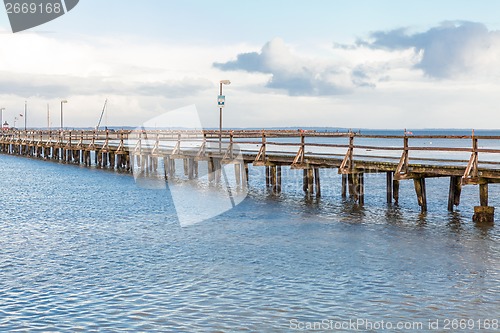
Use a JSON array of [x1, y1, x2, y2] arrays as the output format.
[[0, 107, 4, 131], [219, 80, 231, 152], [60, 100, 67, 131], [24, 100, 27, 131]]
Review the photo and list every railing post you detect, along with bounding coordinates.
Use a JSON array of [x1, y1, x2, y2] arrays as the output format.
[[462, 129, 479, 184], [253, 130, 267, 165], [394, 130, 409, 180], [339, 130, 354, 174], [262, 130, 266, 161], [230, 130, 234, 159], [348, 132, 354, 169]]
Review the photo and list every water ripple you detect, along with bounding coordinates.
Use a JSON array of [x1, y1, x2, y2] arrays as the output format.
[[0, 154, 499, 331]]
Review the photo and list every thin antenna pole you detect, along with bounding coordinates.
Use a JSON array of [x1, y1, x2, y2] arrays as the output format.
[[96, 99, 108, 131]]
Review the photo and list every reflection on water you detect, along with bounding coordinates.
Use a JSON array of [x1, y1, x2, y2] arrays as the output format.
[[0, 154, 498, 332]]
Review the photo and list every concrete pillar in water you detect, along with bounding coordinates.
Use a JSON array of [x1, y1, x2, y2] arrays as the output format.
[[473, 183, 494, 224], [473, 206, 494, 224]]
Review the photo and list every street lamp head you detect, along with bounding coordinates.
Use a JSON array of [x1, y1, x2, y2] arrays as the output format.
[[61, 100, 68, 103], [220, 80, 231, 85]]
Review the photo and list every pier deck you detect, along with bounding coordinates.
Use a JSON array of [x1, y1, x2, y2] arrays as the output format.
[[1, 129, 499, 222]]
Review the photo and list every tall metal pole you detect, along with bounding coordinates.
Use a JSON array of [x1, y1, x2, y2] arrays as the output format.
[[219, 81, 223, 153], [60, 101, 63, 130], [60, 100, 67, 131], [24, 100, 27, 131], [0, 108, 4, 130]]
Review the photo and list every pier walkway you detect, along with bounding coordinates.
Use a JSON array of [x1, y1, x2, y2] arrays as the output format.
[[1, 129, 499, 222]]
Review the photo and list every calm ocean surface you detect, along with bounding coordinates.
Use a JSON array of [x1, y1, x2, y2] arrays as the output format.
[[0, 136, 499, 332]]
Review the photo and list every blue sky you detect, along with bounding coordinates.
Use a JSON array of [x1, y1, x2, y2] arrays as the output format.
[[1, 1, 500, 129]]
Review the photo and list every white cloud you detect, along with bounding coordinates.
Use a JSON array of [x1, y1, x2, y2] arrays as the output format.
[[359, 21, 500, 79], [214, 37, 425, 96], [0, 33, 255, 127], [2, 21, 500, 130]]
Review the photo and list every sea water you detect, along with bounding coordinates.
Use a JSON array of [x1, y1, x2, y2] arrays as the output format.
[[0, 136, 499, 332]]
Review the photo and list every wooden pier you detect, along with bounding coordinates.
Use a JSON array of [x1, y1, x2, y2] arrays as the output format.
[[1, 129, 499, 223]]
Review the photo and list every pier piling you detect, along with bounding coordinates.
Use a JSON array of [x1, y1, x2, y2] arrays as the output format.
[[386, 172, 393, 204], [414, 177, 427, 213]]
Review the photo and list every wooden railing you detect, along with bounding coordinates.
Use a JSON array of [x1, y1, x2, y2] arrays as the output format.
[[2, 129, 500, 182]]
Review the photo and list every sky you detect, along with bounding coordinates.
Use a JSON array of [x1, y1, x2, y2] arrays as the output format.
[[1, 0, 500, 129]]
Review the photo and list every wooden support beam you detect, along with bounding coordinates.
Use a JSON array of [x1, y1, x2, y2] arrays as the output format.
[[393, 179, 400, 204], [358, 173, 364, 206], [97, 152, 103, 168], [266, 166, 270, 187], [314, 168, 321, 198], [234, 163, 241, 186], [307, 168, 314, 196], [188, 158, 194, 180], [271, 165, 277, 194], [169, 158, 176, 179], [126, 153, 131, 171], [348, 173, 356, 198], [341, 174, 347, 199], [183, 158, 189, 176], [194, 160, 199, 178], [137, 155, 146, 173], [244, 163, 249, 185], [413, 177, 427, 212], [448, 176, 462, 211], [208, 158, 214, 182], [147, 155, 152, 173], [303, 169, 308, 193], [215, 159, 221, 183], [386, 172, 393, 204], [277, 166, 282, 194], [480, 183, 488, 207], [105, 153, 110, 168], [163, 157, 169, 180]]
